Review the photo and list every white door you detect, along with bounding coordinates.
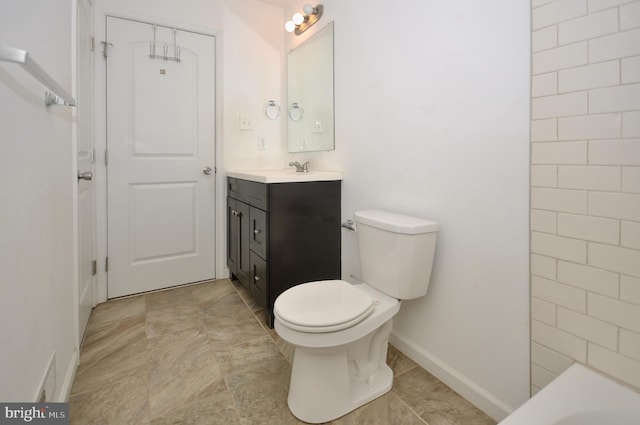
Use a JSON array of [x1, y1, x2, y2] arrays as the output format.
[[106, 17, 216, 298], [76, 0, 96, 342]]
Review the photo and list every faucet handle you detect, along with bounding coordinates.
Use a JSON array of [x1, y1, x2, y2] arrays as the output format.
[[288, 161, 309, 173]]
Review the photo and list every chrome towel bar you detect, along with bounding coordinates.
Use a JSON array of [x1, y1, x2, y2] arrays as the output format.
[[0, 46, 77, 107], [341, 219, 356, 231]]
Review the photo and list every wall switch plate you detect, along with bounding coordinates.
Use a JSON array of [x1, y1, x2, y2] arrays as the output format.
[[299, 138, 308, 151], [239, 114, 254, 130], [258, 136, 267, 150]]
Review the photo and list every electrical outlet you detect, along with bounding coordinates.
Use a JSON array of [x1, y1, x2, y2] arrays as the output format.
[[311, 120, 323, 133], [258, 136, 267, 150], [239, 114, 254, 130]]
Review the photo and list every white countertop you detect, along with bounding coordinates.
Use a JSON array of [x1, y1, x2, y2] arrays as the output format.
[[227, 169, 343, 183]]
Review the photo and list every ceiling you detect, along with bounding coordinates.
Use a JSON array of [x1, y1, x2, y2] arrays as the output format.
[[256, 0, 296, 8]]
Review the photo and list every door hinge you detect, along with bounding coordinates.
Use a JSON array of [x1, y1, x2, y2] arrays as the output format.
[[91, 260, 97, 276], [104, 149, 108, 166], [101, 41, 114, 59], [105, 257, 109, 273], [91, 36, 95, 52]]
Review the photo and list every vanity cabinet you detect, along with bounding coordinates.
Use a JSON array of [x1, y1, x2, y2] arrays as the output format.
[[227, 176, 341, 327]]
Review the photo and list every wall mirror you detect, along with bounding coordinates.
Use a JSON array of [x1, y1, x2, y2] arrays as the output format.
[[287, 22, 334, 152]]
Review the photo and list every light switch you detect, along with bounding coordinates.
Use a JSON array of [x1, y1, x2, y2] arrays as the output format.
[[239, 114, 254, 130]]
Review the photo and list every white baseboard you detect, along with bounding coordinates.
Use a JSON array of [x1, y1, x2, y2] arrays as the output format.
[[389, 332, 513, 422], [34, 352, 56, 402], [57, 348, 79, 402]]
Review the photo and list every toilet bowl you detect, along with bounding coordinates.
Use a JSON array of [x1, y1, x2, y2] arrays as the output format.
[[274, 210, 438, 423], [274, 281, 400, 423]]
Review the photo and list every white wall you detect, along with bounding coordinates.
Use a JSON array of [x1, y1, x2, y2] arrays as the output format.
[[284, 0, 531, 419], [0, 0, 77, 401], [530, 0, 640, 394]]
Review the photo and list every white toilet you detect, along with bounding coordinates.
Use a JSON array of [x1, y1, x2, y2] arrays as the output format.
[[274, 209, 438, 423]]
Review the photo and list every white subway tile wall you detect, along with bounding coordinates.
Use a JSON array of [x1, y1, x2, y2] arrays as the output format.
[[530, 0, 640, 394]]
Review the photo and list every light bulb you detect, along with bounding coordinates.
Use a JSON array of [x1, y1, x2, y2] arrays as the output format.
[[285, 20, 296, 32], [303, 4, 315, 15], [292, 12, 305, 25]]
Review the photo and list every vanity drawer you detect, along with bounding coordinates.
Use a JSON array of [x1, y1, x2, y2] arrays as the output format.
[[249, 207, 268, 259], [250, 251, 268, 308], [228, 178, 268, 210]]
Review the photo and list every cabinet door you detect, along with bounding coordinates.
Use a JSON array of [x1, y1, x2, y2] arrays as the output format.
[[249, 207, 268, 260], [227, 197, 238, 275], [250, 251, 268, 308], [236, 200, 251, 289]]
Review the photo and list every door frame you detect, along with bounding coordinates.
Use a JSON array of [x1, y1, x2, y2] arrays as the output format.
[[93, 5, 226, 302], [73, 0, 97, 351]]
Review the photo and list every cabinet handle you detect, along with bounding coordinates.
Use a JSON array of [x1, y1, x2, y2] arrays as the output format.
[[254, 275, 261, 281], [232, 210, 237, 217]]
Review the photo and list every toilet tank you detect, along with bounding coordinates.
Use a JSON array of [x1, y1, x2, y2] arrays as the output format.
[[354, 210, 438, 300]]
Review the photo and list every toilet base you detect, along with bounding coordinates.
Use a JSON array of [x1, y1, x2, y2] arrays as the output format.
[[286, 322, 394, 423]]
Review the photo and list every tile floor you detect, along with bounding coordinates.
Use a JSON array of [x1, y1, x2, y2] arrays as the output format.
[[69, 279, 496, 425]]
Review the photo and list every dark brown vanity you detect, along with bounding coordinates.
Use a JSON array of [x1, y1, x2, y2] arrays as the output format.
[[227, 172, 341, 327]]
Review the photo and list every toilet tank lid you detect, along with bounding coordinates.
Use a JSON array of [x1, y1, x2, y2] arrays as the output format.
[[354, 210, 439, 234]]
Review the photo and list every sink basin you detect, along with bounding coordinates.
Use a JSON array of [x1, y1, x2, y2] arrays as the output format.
[[227, 169, 342, 183]]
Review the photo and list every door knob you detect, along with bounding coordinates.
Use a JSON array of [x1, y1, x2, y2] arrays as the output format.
[[203, 166, 213, 175], [77, 171, 93, 181]]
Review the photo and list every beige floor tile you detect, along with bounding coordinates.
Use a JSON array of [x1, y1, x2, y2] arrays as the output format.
[[387, 345, 418, 377], [145, 304, 203, 338], [71, 315, 147, 395], [231, 280, 262, 312], [69, 369, 149, 425], [70, 279, 496, 425], [333, 392, 426, 425], [190, 279, 236, 305], [149, 380, 240, 425], [145, 285, 195, 310], [87, 296, 146, 328], [214, 334, 282, 372], [200, 296, 266, 349], [392, 367, 496, 425], [147, 327, 224, 419], [224, 356, 301, 425]]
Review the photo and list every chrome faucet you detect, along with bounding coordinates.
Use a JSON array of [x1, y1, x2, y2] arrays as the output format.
[[289, 161, 309, 173]]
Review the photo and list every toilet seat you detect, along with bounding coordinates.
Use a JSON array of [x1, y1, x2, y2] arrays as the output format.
[[274, 280, 376, 333]]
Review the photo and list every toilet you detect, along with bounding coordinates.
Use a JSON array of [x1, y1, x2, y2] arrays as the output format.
[[274, 209, 439, 423]]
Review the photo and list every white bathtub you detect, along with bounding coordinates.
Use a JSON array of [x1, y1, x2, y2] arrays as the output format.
[[499, 364, 640, 425]]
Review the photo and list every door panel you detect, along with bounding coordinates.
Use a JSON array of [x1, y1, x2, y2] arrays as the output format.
[[129, 182, 197, 261], [106, 17, 215, 298], [237, 200, 251, 288]]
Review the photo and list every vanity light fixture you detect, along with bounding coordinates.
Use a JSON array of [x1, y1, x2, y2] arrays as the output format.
[[285, 4, 324, 36]]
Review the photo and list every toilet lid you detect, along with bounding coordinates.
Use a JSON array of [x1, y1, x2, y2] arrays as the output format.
[[274, 280, 376, 333]]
